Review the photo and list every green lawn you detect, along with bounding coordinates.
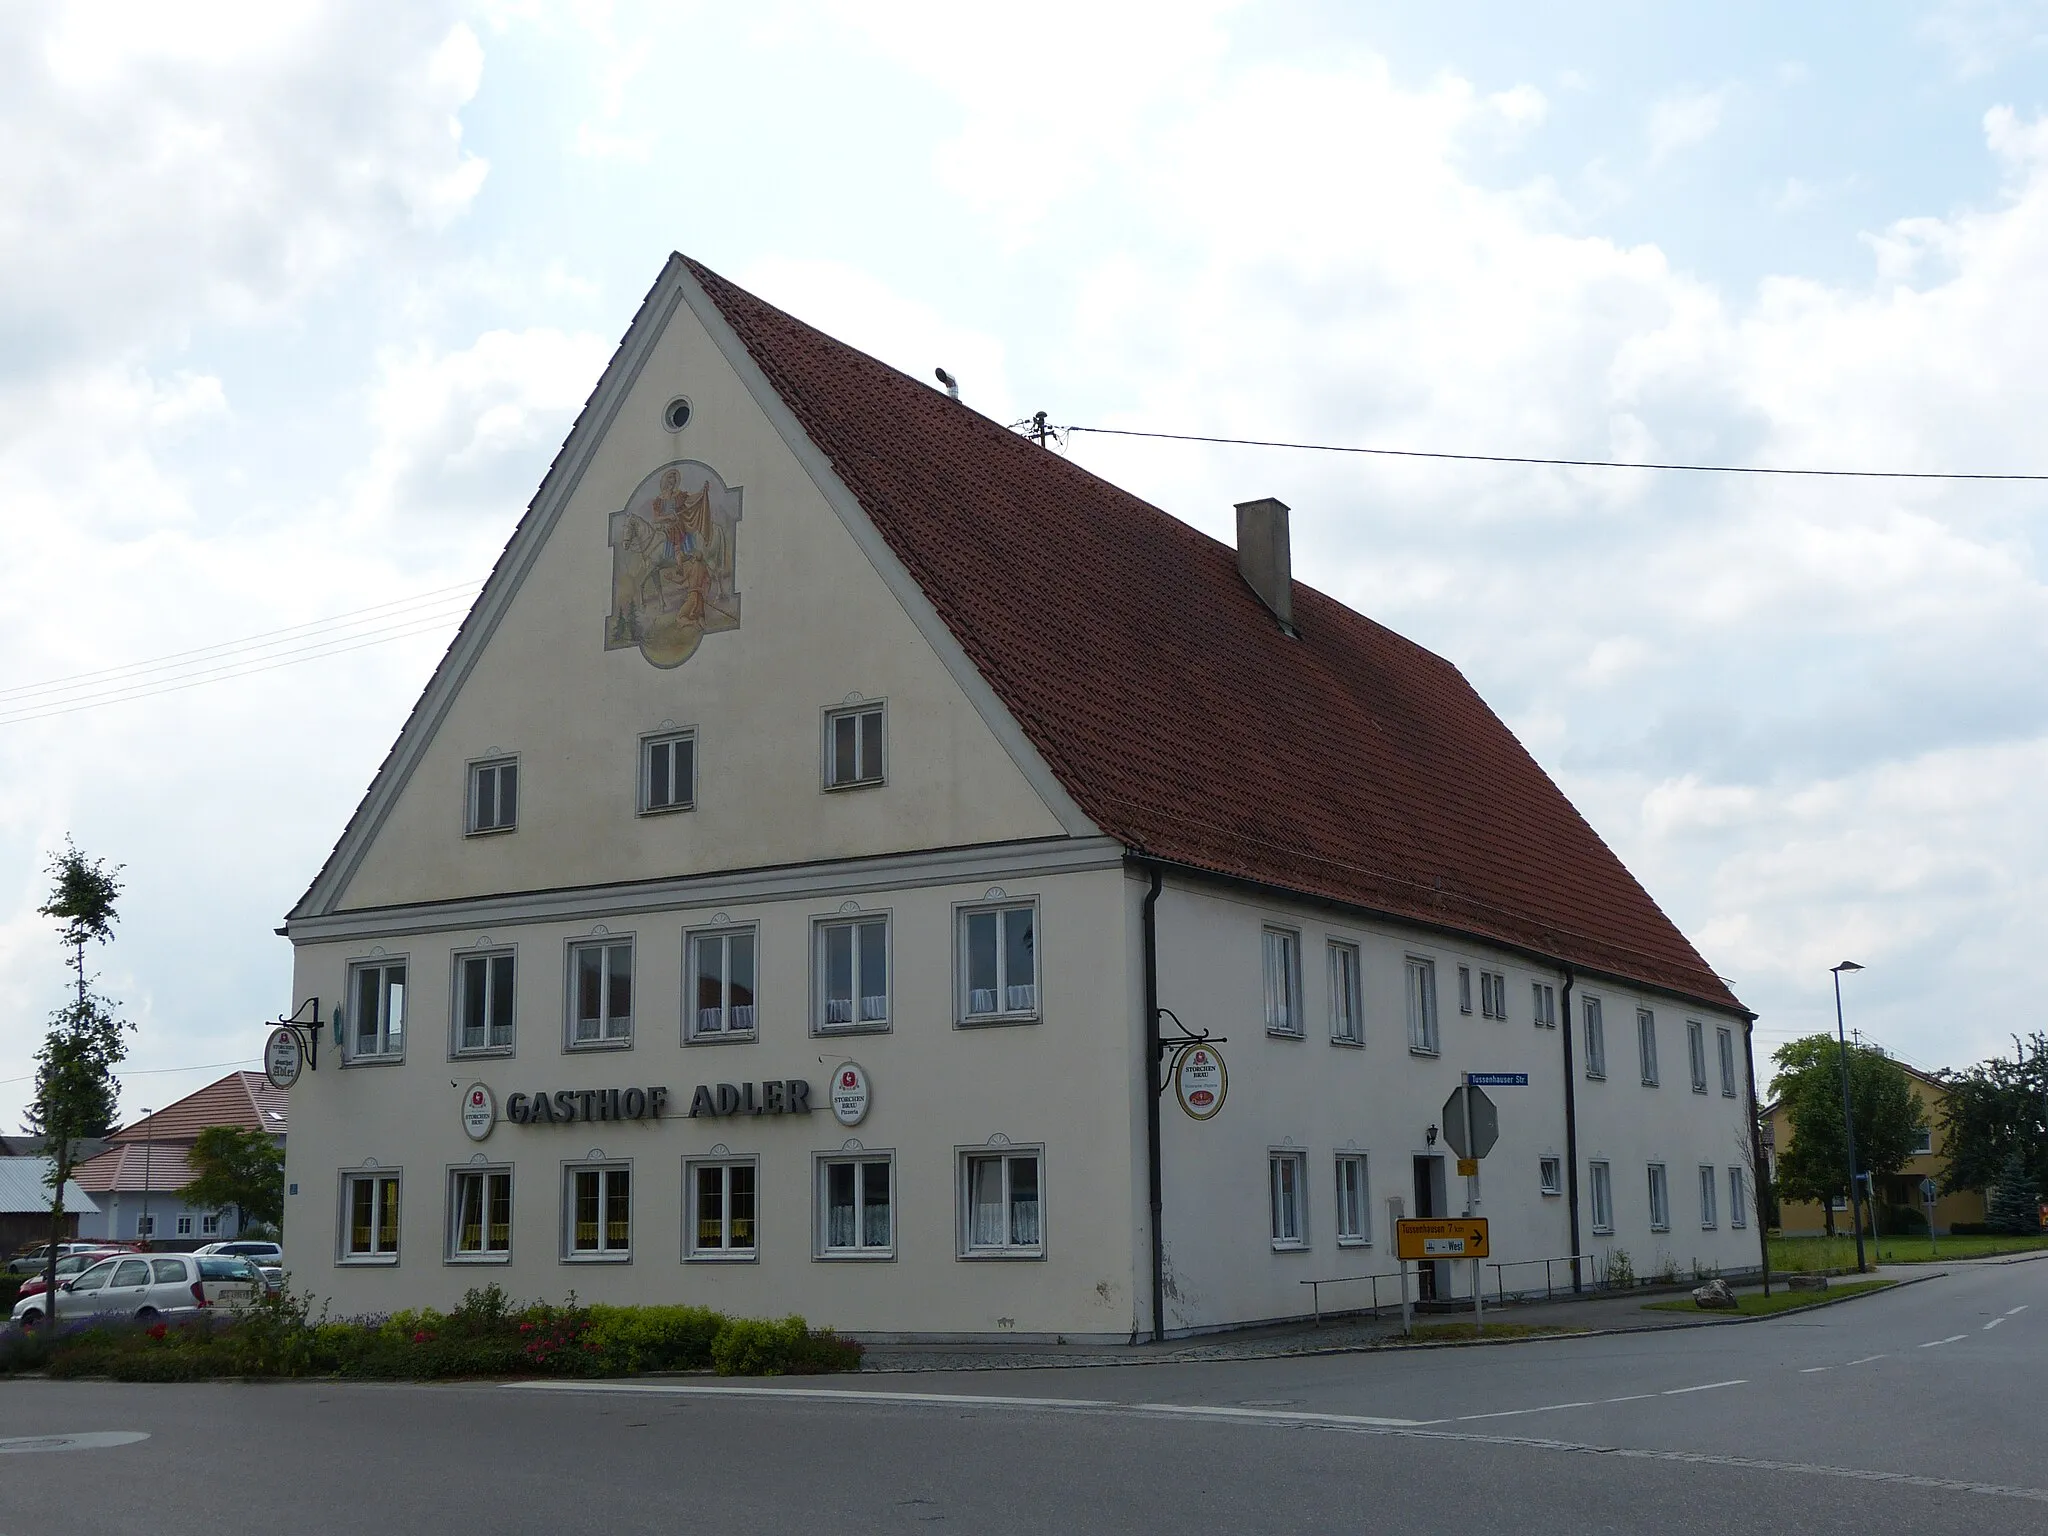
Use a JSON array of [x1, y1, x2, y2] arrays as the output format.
[[1769, 1233, 2048, 1271], [1644, 1278, 1895, 1316], [1405, 1321, 1578, 1342]]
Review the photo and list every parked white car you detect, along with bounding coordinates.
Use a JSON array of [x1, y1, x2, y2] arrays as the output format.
[[10, 1253, 258, 1327], [193, 1240, 282, 1267]]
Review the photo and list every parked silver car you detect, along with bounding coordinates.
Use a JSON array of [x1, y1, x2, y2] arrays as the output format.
[[11, 1253, 258, 1327], [193, 1240, 282, 1267], [7, 1241, 114, 1276]]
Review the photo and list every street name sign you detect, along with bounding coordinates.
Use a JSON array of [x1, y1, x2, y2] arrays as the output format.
[[1465, 1073, 1528, 1087], [1395, 1217, 1490, 1260]]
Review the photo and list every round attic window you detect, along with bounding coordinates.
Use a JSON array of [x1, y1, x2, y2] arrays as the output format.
[[663, 397, 693, 432]]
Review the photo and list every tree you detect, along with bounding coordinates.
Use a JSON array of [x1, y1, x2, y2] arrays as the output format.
[[1985, 1152, 2043, 1236], [179, 1126, 285, 1237], [1938, 1035, 2047, 1199], [23, 840, 131, 1316], [1770, 1034, 1924, 1237]]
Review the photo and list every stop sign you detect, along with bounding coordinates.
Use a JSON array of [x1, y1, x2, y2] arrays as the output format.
[[1441, 1084, 1499, 1160]]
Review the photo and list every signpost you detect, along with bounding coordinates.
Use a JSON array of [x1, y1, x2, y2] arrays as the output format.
[[1439, 1074, 1521, 1323], [1396, 1217, 1491, 1329], [1922, 1176, 1939, 1254]]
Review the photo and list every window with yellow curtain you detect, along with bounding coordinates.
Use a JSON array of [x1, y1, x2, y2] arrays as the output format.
[[566, 1164, 631, 1259]]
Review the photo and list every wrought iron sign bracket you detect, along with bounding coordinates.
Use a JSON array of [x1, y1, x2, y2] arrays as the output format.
[[267, 995, 322, 1073], [1155, 1007, 1226, 1095]]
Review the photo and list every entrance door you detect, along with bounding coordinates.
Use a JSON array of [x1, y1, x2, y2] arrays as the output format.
[[1412, 1155, 1448, 1300]]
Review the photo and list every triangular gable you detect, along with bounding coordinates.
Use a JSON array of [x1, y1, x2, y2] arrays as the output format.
[[292, 258, 1092, 921]]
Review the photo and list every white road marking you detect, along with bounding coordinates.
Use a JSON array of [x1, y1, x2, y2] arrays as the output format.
[[1799, 1367, 1829, 1373], [1455, 1400, 1596, 1422], [1918, 1335, 1967, 1348], [1984, 1317, 2004, 1331], [1601, 1393, 1657, 1404], [1663, 1379, 1746, 1395], [1847, 1355, 1886, 1365], [502, 1381, 2048, 1502], [2007, 1305, 2028, 1315], [0, 1432, 149, 1455]]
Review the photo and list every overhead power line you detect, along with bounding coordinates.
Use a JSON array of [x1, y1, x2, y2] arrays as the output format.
[[0, 580, 482, 728], [1059, 424, 2048, 481]]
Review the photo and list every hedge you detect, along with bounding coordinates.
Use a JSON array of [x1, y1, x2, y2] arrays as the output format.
[[0, 1284, 861, 1381]]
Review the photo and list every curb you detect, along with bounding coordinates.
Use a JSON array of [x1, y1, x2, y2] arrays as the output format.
[[854, 1269, 1947, 1372]]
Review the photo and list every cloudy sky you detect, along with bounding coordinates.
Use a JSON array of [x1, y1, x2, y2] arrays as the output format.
[[4, 0, 2047, 1129]]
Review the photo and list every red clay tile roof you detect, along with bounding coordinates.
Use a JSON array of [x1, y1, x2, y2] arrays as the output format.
[[73, 1143, 197, 1196], [110, 1072, 286, 1145], [688, 257, 1742, 1014]]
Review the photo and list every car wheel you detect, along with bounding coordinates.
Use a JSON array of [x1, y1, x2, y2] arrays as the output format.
[[19, 1308, 43, 1327], [135, 1306, 159, 1322]]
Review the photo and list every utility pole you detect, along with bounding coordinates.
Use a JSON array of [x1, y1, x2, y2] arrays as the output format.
[[1832, 962, 1867, 1274]]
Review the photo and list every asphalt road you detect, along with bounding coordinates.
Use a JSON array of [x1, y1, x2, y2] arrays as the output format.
[[2, 1258, 2042, 1536]]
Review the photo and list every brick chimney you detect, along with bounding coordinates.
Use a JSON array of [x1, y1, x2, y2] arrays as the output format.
[[1235, 497, 1295, 635]]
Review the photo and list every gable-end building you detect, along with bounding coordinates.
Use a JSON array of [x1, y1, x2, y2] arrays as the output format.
[[278, 255, 1759, 1339]]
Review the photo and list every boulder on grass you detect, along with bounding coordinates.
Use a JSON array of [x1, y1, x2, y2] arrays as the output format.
[[1786, 1272, 1829, 1291], [1692, 1278, 1738, 1310]]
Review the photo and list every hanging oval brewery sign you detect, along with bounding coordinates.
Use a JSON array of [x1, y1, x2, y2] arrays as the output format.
[[1175, 1045, 1227, 1120], [830, 1062, 870, 1127], [263, 1028, 303, 1091], [461, 1082, 497, 1142]]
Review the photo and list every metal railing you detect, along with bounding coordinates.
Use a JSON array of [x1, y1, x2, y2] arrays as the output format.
[[1484, 1254, 1591, 1303], [1298, 1272, 1402, 1325]]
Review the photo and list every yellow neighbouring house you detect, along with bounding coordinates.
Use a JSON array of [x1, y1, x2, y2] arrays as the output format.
[[1762, 1060, 1985, 1236]]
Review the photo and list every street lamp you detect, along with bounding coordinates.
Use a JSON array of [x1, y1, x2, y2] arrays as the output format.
[[1830, 964, 1866, 1274]]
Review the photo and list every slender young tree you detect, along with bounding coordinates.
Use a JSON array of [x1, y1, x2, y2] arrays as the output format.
[[1770, 1034, 1924, 1237], [178, 1126, 286, 1237], [23, 841, 130, 1318]]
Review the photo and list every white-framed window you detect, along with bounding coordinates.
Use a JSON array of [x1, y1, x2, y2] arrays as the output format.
[[688, 926, 758, 1040], [200, 1213, 220, 1237], [1334, 1153, 1370, 1245], [1479, 970, 1506, 1020], [1405, 957, 1439, 1054], [1583, 995, 1606, 1079], [455, 950, 516, 1056], [1637, 1008, 1659, 1086], [818, 1155, 893, 1258], [824, 702, 885, 789], [467, 756, 518, 835], [568, 939, 634, 1047], [1539, 1155, 1563, 1196], [1717, 1026, 1738, 1097], [341, 1171, 401, 1263], [1698, 1165, 1718, 1229], [1647, 1163, 1671, 1231], [818, 914, 889, 1031], [450, 1167, 512, 1261], [1328, 942, 1363, 1045], [959, 902, 1037, 1024], [1532, 983, 1556, 1030], [1262, 928, 1302, 1036], [565, 1163, 631, 1261], [1728, 1167, 1747, 1228], [176, 1215, 193, 1236], [1269, 1151, 1308, 1249], [686, 1159, 757, 1260], [136, 1214, 156, 1239], [347, 959, 407, 1062], [1457, 965, 1473, 1015], [1590, 1160, 1614, 1233], [960, 1149, 1042, 1257], [1911, 1125, 1933, 1155], [1828, 1194, 1849, 1212], [1687, 1020, 1708, 1093], [639, 730, 696, 815]]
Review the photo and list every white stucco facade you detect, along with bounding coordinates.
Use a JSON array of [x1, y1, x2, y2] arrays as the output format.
[[278, 258, 1760, 1339]]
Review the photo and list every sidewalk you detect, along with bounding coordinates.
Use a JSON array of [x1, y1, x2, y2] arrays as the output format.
[[857, 1267, 1923, 1373]]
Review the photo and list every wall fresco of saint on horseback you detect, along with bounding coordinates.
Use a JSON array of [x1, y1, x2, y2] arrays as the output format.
[[604, 460, 743, 669]]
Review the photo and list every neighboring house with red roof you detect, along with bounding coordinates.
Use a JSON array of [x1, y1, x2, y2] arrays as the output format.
[[73, 1072, 286, 1247], [277, 256, 1757, 1337]]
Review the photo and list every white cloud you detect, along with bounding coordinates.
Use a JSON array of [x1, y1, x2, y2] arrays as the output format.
[[1646, 84, 1732, 164]]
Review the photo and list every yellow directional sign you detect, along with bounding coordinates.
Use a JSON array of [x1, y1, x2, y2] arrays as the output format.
[[1394, 1217, 1490, 1260], [1455, 1157, 1479, 1177]]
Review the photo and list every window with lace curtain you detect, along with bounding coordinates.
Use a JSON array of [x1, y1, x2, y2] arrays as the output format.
[[449, 1168, 511, 1261], [818, 1156, 893, 1257], [960, 1150, 1042, 1257], [688, 926, 757, 1040], [1262, 928, 1302, 1036], [817, 915, 889, 1032], [958, 901, 1037, 1024]]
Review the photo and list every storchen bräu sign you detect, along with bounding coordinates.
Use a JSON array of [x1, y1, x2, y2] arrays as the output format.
[[504, 1080, 818, 1125]]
